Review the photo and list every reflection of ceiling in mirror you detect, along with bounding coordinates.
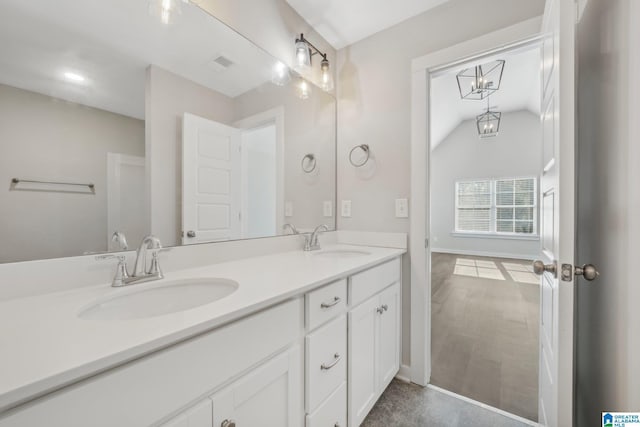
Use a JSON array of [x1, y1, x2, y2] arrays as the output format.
[[0, 0, 275, 120]]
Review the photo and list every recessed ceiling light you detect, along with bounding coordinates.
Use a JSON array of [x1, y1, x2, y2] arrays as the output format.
[[64, 72, 86, 83]]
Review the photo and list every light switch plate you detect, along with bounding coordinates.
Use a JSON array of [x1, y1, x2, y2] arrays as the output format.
[[323, 201, 333, 217], [395, 198, 409, 218], [285, 201, 293, 217], [341, 200, 352, 217]]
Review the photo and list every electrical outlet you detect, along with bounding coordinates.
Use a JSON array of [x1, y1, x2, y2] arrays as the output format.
[[341, 200, 352, 217], [285, 202, 293, 217], [395, 198, 409, 218], [323, 201, 333, 217]]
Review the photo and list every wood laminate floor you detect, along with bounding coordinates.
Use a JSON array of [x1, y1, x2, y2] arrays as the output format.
[[430, 252, 540, 422]]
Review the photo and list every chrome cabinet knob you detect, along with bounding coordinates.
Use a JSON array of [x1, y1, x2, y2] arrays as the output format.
[[221, 420, 236, 427], [186, 230, 196, 238], [533, 260, 557, 277]]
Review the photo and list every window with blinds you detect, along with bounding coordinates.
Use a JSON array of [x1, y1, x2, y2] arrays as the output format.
[[455, 177, 537, 235]]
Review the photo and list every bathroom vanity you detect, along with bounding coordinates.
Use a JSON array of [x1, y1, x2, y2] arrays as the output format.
[[0, 244, 404, 426]]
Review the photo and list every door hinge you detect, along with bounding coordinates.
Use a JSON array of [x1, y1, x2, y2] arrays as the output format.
[[425, 238, 429, 248]]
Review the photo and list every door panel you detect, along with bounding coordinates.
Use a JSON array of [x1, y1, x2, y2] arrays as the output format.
[[538, 0, 576, 425], [348, 296, 379, 427], [211, 347, 302, 427], [377, 283, 400, 390], [182, 113, 241, 244]]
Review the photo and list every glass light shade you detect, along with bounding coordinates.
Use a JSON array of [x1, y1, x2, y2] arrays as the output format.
[[476, 109, 501, 138], [271, 61, 291, 86], [294, 40, 311, 70], [149, 0, 182, 24], [457, 59, 505, 100], [296, 77, 312, 100], [320, 58, 334, 92]]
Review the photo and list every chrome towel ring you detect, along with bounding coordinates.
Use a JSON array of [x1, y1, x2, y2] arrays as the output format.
[[349, 144, 370, 167], [301, 153, 317, 173]]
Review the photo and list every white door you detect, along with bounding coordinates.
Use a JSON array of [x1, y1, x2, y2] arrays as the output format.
[[211, 346, 302, 427], [348, 296, 379, 427], [377, 283, 400, 391], [182, 113, 241, 245], [106, 153, 146, 249], [537, 0, 576, 425]]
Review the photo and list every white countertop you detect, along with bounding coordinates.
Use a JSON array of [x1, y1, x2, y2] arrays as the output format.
[[0, 244, 405, 412]]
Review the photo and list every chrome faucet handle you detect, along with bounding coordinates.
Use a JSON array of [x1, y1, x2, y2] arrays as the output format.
[[95, 254, 130, 287], [146, 252, 162, 277], [302, 233, 313, 251]]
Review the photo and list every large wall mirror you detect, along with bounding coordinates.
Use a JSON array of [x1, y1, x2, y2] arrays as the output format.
[[0, 0, 336, 263]]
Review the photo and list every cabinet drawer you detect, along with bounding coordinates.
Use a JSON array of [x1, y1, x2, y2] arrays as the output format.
[[305, 315, 347, 413], [306, 279, 347, 331], [305, 382, 346, 427], [350, 257, 400, 306]]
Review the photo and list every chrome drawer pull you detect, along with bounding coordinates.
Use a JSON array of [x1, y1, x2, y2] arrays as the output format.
[[320, 296, 341, 309], [321, 353, 341, 370]]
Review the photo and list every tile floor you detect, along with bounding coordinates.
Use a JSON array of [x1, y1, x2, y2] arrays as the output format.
[[361, 379, 533, 427]]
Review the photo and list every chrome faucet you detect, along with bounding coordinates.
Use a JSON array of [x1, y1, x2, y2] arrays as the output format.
[[304, 224, 329, 251], [97, 235, 166, 287], [129, 235, 164, 284], [283, 223, 299, 235], [111, 231, 128, 251]]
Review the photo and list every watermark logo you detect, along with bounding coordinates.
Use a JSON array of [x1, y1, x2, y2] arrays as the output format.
[[603, 412, 640, 427]]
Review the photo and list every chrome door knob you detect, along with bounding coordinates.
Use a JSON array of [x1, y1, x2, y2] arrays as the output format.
[[221, 420, 236, 427], [533, 260, 557, 276], [186, 230, 196, 238], [574, 264, 599, 281]]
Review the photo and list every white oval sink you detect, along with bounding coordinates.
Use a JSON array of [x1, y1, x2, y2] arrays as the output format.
[[79, 278, 239, 321], [312, 249, 371, 258]]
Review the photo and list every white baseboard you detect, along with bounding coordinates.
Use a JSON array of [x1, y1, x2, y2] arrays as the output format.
[[395, 364, 412, 383], [430, 247, 535, 261]]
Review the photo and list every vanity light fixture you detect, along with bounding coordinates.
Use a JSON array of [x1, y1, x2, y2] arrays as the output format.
[[149, 0, 189, 25], [272, 61, 291, 86], [294, 34, 334, 92], [457, 59, 505, 100], [296, 77, 312, 100], [63, 71, 86, 83], [476, 98, 501, 138]]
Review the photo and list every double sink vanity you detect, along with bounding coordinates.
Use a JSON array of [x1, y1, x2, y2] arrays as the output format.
[[0, 239, 405, 427]]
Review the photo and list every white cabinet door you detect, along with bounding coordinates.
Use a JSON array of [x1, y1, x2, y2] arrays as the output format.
[[377, 283, 400, 391], [211, 346, 302, 427], [161, 399, 212, 427], [348, 295, 379, 427]]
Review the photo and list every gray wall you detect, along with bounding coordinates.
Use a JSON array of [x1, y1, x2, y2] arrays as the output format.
[[430, 110, 542, 259], [335, 0, 545, 366], [576, 0, 640, 422], [0, 84, 145, 262]]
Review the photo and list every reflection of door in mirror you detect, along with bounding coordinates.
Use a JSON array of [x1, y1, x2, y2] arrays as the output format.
[[107, 154, 147, 250], [240, 124, 277, 239], [182, 113, 241, 245]]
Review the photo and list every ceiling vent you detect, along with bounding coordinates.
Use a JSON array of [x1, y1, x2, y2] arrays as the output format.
[[208, 54, 235, 72]]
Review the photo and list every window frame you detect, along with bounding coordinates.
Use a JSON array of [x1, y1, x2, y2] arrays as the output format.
[[454, 176, 539, 238]]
